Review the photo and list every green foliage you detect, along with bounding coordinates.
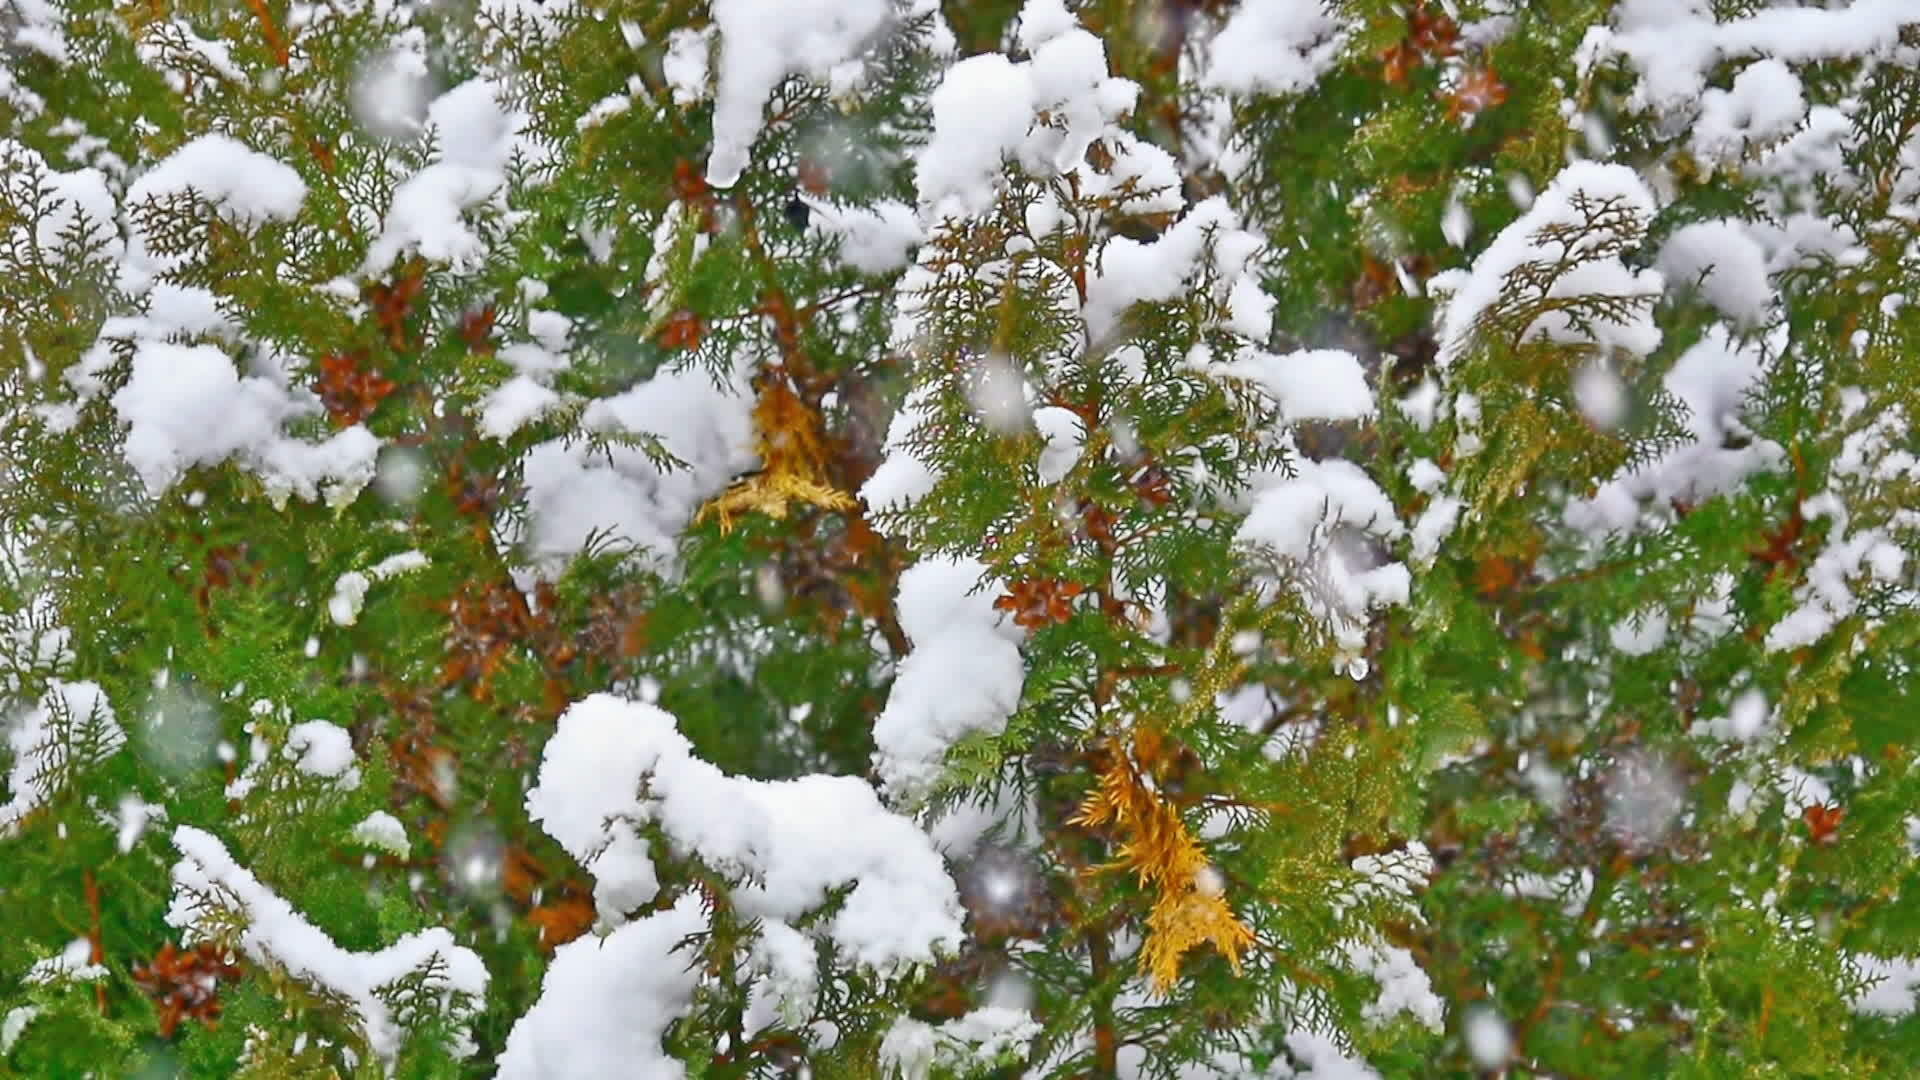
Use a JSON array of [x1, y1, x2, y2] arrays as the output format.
[[4, 0, 1920, 1077]]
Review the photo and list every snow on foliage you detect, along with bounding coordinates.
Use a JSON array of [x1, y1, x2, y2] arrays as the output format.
[[872, 556, 1026, 801], [526, 694, 965, 968], [1656, 219, 1774, 328], [1202, 0, 1350, 98], [166, 826, 489, 1070], [1209, 348, 1375, 424], [110, 341, 381, 505], [1235, 459, 1409, 663], [513, 356, 757, 576], [1599, 0, 1920, 118], [1, 681, 121, 836], [365, 79, 528, 274], [878, 1006, 1042, 1080], [915, 27, 1139, 218], [121, 134, 306, 293], [1084, 196, 1262, 344], [704, 0, 897, 188], [1432, 162, 1661, 370], [498, 896, 707, 1079], [1, 140, 119, 266], [1565, 329, 1783, 537]]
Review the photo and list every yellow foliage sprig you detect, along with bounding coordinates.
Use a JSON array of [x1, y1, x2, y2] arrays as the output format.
[[1070, 727, 1256, 994], [698, 374, 854, 533]]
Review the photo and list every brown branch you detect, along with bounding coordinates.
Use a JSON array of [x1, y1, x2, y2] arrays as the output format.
[[239, 0, 289, 67], [84, 868, 107, 1015]]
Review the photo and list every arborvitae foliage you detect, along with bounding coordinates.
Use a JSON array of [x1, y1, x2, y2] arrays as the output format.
[[4, 0, 1920, 1076]]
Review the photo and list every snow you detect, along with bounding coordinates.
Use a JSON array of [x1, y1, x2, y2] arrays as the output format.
[[111, 793, 167, 853], [1434, 162, 1661, 370], [1764, 469, 1914, 654], [1211, 348, 1375, 424], [1015, 0, 1075, 51], [25, 938, 106, 985], [1084, 197, 1257, 344], [364, 79, 524, 274], [1852, 954, 1920, 1017], [6, 0, 67, 63], [914, 4, 1139, 218], [1608, 608, 1669, 657], [1691, 59, 1806, 165], [526, 694, 966, 969], [370, 551, 430, 578], [878, 1007, 1042, 1080], [1033, 405, 1085, 484], [167, 826, 488, 1070], [351, 45, 436, 142], [916, 53, 1039, 218], [662, 27, 714, 105], [704, 0, 892, 187], [480, 375, 562, 440], [809, 198, 924, 274], [1236, 458, 1409, 660], [1693, 690, 1772, 743], [1606, 0, 1920, 117], [1203, 0, 1349, 97], [515, 356, 756, 576], [1, 141, 119, 265], [742, 918, 819, 1030], [0, 1007, 36, 1054], [1410, 496, 1463, 563], [350, 811, 409, 855], [1565, 329, 1783, 537], [112, 343, 289, 493], [1464, 1007, 1514, 1068], [1238, 459, 1399, 565], [498, 896, 706, 1079], [1572, 360, 1627, 430], [111, 342, 382, 506], [1, 681, 122, 836], [121, 135, 306, 293], [1273, 1028, 1383, 1079], [329, 572, 371, 626], [285, 720, 361, 787], [872, 557, 1026, 801], [1344, 941, 1443, 1032], [860, 386, 941, 519]]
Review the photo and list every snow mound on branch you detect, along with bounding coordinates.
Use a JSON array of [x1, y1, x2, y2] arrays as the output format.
[[110, 341, 380, 504], [165, 826, 488, 1070], [879, 1006, 1042, 1080], [1202, 0, 1350, 97], [860, 384, 941, 519], [1600, 0, 1920, 119], [498, 895, 707, 1079], [915, 3, 1142, 218], [705, 0, 895, 187], [525, 694, 965, 971], [514, 357, 756, 576], [872, 557, 1026, 802], [1432, 162, 1661, 370], [1, 141, 119, 266], [1209, 348, 1375, 424], [120, 134, 306, 294], [365, 78, 527, 274], [1852, 954, 1920, 1017], [1085, 196, 1265, 344], [1657, 219, 1774, 328], [1690, 59, 1806, 165]]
